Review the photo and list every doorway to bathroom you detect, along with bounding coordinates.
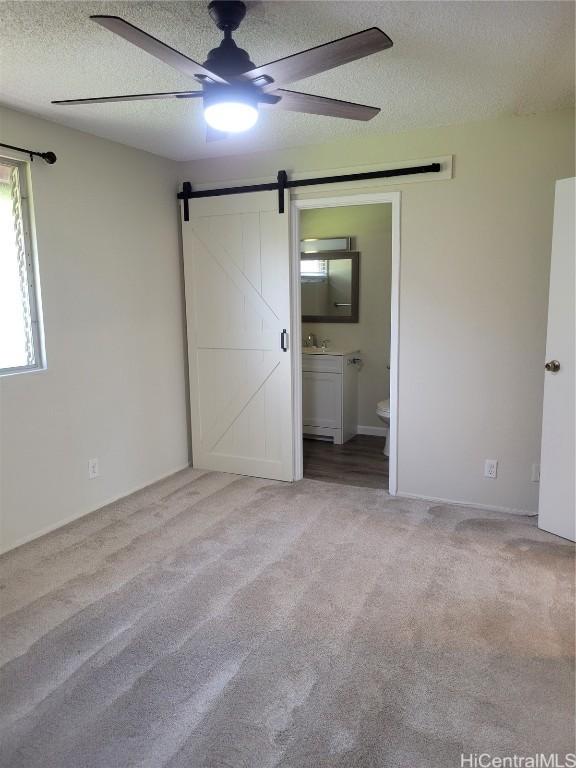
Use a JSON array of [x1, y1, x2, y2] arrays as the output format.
[[290, 192, 400, 493]]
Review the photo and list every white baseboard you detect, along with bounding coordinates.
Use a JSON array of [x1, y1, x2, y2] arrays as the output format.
[[357, 425, 388, 437], [398, 490, 537, 517], [0, 462, 192, 555]]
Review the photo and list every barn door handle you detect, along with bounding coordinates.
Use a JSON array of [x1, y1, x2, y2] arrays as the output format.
[[280, 329, 288, 352]]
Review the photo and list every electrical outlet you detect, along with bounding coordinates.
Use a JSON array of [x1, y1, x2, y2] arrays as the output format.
[[484, 459, 498, 479], [531, 463, 540, 482], [88, 458, 99, 479]]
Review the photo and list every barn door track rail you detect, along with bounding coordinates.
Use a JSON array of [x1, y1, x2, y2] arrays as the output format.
[[178, 162, 441, 220]]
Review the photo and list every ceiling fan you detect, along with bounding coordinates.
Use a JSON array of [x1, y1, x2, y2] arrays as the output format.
[[52, 1, 393, 141]]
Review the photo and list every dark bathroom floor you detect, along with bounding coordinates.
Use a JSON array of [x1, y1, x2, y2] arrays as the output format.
[[303, 435, 389, 489]]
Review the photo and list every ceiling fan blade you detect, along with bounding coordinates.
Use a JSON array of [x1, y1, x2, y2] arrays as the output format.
[[206, 126, 229, 142], [269, 90, 380, 121], [52, 90, 203, 106], [90, 15, 228, 84], [243, 28, 392, 92]]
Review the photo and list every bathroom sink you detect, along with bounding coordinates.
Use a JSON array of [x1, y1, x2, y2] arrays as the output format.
[[302, 347, 360, 356]]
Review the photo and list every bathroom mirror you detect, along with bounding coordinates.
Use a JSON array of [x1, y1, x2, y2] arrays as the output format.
[[301, 251, 359, 323]]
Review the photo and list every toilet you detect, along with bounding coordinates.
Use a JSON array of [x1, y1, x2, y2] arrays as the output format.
[[376, 399, 390, 457]]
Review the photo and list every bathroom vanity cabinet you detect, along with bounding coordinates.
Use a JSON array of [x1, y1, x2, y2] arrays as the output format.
[[302, 350, 359, 444]]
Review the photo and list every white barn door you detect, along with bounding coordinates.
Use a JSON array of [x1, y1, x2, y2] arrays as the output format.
[[182, 191, 294, 481]]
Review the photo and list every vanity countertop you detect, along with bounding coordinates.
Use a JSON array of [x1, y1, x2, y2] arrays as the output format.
[[302, 347, 360, 356]]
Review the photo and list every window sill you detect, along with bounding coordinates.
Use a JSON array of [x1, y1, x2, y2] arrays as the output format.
[[0, 364, 47, 378]]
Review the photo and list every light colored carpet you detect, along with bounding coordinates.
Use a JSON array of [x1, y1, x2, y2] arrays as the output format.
[[0, 468, 574, 768]]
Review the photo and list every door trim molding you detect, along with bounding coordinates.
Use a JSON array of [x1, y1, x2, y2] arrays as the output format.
[[290, 190, 401, 495]]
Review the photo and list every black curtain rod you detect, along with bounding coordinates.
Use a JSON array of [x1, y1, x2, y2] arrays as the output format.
[[0, 142, 57, 164], [178, 162, 441, 219]]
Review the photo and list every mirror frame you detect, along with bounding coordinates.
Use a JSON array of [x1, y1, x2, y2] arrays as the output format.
[[301, 250, 360, 323]]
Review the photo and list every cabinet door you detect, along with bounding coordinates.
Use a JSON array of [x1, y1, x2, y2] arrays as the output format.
[[302, 372, 342, 428]]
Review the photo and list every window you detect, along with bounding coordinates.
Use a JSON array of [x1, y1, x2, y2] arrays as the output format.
[[0, 158, 44, 375], [300, 259, 328, 281]]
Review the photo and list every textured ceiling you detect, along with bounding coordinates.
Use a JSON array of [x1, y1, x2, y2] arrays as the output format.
[[0, 1, 574, 161]]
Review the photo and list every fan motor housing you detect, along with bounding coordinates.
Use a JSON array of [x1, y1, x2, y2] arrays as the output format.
[[203, 83, 258, 109], [208, 1, 247, 32], [203, 37, 255, 77]]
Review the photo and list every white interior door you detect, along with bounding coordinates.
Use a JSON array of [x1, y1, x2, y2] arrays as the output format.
[[182, 191, 293, 481], [538, 177, 575, 541]]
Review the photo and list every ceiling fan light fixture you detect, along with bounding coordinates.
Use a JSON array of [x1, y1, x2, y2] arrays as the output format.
[[203, 87, 258, 133], [204, 100, 258, 132]]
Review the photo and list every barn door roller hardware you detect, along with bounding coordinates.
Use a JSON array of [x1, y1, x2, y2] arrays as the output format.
[[178, 162, 441, 220], [0, 142, 57, 164]]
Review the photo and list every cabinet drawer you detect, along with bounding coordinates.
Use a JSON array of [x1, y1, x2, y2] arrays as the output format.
[[301, 354, 343, 374]]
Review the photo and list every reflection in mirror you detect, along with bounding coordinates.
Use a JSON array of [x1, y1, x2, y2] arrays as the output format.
[[301, 251, 359, 323], [301, 237, 351, 254]]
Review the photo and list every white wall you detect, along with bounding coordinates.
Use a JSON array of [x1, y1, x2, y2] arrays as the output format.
[[1, 108, 572, 547], [300, 204, 392, 429], [181, 109, 575, 513], [0, 107, 189, 551]]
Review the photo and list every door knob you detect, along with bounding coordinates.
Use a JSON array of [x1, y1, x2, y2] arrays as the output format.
[[545, 360, 561, 372]]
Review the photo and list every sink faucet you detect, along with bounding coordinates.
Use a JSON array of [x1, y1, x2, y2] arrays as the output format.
[[320, 339, 330, 351]]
